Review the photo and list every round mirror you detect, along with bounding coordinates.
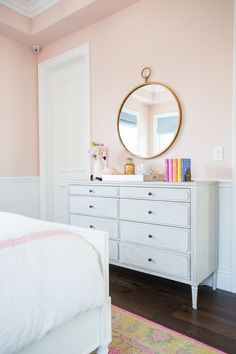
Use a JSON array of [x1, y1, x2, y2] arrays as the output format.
[[117, 82, 182, 159]]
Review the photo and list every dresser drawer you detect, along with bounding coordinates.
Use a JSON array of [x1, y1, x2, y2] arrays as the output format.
[[120, 199, 190, 227], [69, 185, 118, 197], [109, 241, 119, 261], [70, 196, 118, 218], [120, 221, 190, 253], [120, 186, 190, 202], [70, 214, 119, 240], [120, 243, 190, 279]]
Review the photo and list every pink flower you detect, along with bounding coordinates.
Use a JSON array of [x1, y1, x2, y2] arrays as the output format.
[[88, 142, 108, 160]]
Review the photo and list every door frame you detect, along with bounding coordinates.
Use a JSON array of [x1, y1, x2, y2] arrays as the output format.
[[38, 43, 90, 220]]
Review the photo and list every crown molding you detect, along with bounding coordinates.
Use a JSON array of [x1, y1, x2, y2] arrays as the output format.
[[0, 0, 61, 18]]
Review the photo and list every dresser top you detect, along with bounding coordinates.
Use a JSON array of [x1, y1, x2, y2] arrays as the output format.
[[67, 180, 218, 187]]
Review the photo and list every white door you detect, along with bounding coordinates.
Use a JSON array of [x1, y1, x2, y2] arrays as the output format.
[[39, 44, 90, 223]]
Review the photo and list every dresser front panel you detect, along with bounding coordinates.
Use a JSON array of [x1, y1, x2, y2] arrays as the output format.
[[120, 199, 190, 227], [120, 186, 190, 202], [120, 221, 190, 253], [70, 196, 118, 218], [68, 181, 218, 310], [119, 243, 190, 280], [69, 185, 118, 197], [70, 214, 119, 240]]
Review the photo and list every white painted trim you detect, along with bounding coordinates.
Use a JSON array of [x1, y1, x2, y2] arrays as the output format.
[[218, 181, 232, 187], [0, 0, 61, 18], [217, 269, 232, 291], [218, 181, 232, 291], [39, 45, 90, 69], [232, 1, 236, 293], [38, 44, 91, 221], [0, 176, 40, 218], [203, 269, 232, 292], [0, 176, 39, 183]]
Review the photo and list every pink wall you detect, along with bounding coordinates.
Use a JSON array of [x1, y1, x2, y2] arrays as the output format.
[[38, 0, 233, 180], [1, 0, 232, 179], [0, 35, 38, 176]]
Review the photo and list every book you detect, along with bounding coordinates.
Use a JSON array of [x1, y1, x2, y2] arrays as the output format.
[[173, 159, 178, 182], [181, 158, 191, 181], [168, 159, 173, 182], [165, 159, 169, 181], [177, 158, 182, 182]]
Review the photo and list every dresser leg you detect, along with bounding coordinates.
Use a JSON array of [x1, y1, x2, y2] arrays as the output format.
[[191, 286, 198, 310], [212, 272, 217, 291]]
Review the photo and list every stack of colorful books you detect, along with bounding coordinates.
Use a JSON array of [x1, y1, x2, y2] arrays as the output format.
[[165, 158, 191, 182]]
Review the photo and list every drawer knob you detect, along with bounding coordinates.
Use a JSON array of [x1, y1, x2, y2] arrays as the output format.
[[148, 234, 153, 238], [148, 258, 152, 262], [148, 210, 152, 214], [90, 225, 94, 229], [148, 192, 152, 196], [89, 189, 93, 193], [89, 205, 93, 208]]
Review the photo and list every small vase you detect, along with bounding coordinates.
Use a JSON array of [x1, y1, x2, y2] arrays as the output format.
[[94, 158, 105, 178], [102, 157, 110, 175]]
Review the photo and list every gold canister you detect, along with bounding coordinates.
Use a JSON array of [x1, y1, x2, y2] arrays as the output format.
[[124, 158, 135, 175]]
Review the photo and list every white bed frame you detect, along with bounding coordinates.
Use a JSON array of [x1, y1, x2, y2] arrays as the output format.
[[18, 225, 112, 354]]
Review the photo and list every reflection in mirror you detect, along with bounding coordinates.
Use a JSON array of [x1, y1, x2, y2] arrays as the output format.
[[118, 83, 181, 159]]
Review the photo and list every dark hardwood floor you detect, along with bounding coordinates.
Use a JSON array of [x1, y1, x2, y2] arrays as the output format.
[[110, 265, 236, 354]]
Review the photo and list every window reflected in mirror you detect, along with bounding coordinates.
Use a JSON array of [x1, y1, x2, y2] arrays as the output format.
[[120, 110, 138, 154], [154, 113, 178, 152]]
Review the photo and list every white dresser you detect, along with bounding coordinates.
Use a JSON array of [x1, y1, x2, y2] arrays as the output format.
[[67, 181, 218, 309]]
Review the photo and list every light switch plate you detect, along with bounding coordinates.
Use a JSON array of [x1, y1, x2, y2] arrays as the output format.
[[213, 145, 223, 161]]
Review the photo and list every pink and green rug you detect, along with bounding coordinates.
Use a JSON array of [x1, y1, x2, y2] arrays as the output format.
[[109, 306, 225, 354]]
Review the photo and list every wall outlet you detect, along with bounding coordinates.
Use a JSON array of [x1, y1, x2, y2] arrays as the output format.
[[213, 145, 223, 161]]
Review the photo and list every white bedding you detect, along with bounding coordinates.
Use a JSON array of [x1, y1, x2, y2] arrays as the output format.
[[0, 212, 106, 354]]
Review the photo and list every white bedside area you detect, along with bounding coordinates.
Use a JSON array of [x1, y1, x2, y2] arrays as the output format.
[[67, 181, 218, 310]]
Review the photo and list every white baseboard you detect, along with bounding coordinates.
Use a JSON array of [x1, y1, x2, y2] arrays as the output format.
[[201, 181, 233, 292], [217, 181, 233, 292], [0, 176, 40, 219]]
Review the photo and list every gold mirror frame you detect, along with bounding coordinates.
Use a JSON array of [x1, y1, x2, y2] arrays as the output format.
[[117, 73, 182, 159]]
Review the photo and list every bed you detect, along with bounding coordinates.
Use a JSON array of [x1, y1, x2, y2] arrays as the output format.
[[0, 212, 111, 354]]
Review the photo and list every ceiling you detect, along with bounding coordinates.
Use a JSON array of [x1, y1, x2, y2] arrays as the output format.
[[0, 0, 61, 17], [0, 0, 142, 46]]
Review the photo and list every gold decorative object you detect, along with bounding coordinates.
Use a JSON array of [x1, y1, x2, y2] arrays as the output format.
[[124, 158, 135, 175], [141, 67, 151, 82], [117, 68, 182, 159]]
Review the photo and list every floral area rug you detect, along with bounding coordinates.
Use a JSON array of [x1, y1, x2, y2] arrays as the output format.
[[109, 306, 225, 354]]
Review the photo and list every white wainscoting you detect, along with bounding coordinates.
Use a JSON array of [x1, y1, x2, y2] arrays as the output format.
[[217, 181, 232, 291], [203, 181, 232, 292], [0, 177, 40, 218]]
